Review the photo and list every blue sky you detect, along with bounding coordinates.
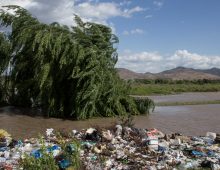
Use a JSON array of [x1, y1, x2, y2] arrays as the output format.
[[1, 0, 220, 72], [117, 0, 220, 55]]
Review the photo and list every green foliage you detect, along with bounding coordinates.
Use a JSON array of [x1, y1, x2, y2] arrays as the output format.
[[21, 139, 59, 170], [0, 78, 2, 103], [55, 131, 81, 169], [119, 113, 135, 127], [131, 83, 220, 95], [0, 32, 11, 104], [20, 136, 81, 170], [21, 152, 59, 170], [61, 141, 81, 169], [0, 5, 143, 119], [118, 97, 154, 127], [134, 98, 155, 114], [0, 32, 11, 74], [134, 78, 220, 85]]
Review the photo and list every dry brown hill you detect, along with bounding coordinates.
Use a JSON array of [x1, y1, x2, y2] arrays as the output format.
[[197, 67, 220, 77], [116, 68, 156, 80], [117, 67, 220, 80], [157, 67, 220, 80]]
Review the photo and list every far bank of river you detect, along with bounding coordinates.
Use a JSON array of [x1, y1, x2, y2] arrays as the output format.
[[148, 91, 220, 103], [0, 92, 220, 139]]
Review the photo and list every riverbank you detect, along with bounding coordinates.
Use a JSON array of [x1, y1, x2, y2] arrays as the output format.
[[132, 92, 220, 106], [0, 126, 220, 169], [130, 83, 220, 95], [147, 92, 220, 103], [156, 100, 220, 106]]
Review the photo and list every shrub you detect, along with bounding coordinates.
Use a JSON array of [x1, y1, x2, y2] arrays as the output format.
[[21, 139, 59, 170], [134, 98, 155, 114], [20, 136, 81, 170]]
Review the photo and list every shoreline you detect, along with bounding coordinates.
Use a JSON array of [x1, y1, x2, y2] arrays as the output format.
[[0, 126, 220, 169]]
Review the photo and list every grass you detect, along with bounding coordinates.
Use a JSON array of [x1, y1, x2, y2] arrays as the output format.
[[130, 83, 220, 96], [157, 100, 220, 106]]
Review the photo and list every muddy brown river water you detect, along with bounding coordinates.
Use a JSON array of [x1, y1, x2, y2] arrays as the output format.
[[0, 92, 220, 139], [148, 92, 220, 103]]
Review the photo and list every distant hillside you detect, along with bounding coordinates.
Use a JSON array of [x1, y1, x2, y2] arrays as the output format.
[[117, 67, 220, 80], [197, 67, 220, 77], [157, 67, 220, 80], [116, 68, 156, 80]]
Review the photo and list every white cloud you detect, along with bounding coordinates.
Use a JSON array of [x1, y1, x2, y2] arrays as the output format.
[[122, 30, 129, 35], [122, 6, 145, 17], [145, 15, 153, 19], [0, 0, 144, 28], [75, 2, 121, 21], [123, 28, 144, 35], [0, 0, 34, 8], [116, 50, 220, 73], [153, 1, 163, 8], [131, 28, 144, 34], [117, 51, 163, 73], [119, 0, 132, 6], [0, 0, 76, 26]]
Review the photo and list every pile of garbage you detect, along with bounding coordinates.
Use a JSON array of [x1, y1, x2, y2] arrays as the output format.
[[0, 125, 220, 170]]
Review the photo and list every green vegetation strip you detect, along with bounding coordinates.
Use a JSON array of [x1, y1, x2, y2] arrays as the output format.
[[156, 100, 220, 106], [130, 83, 220, 96]]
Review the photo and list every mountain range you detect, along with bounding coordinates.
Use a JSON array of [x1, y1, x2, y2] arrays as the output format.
[[117, 67, 220, 80]]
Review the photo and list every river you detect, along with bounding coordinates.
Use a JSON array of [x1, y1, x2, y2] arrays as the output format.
[[0, 92, 220, 139]]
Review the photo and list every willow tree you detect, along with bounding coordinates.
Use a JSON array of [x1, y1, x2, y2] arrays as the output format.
[[0, 33, 11, 74], [0, 5, 154, 119], [0, 32, 11, 103]]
